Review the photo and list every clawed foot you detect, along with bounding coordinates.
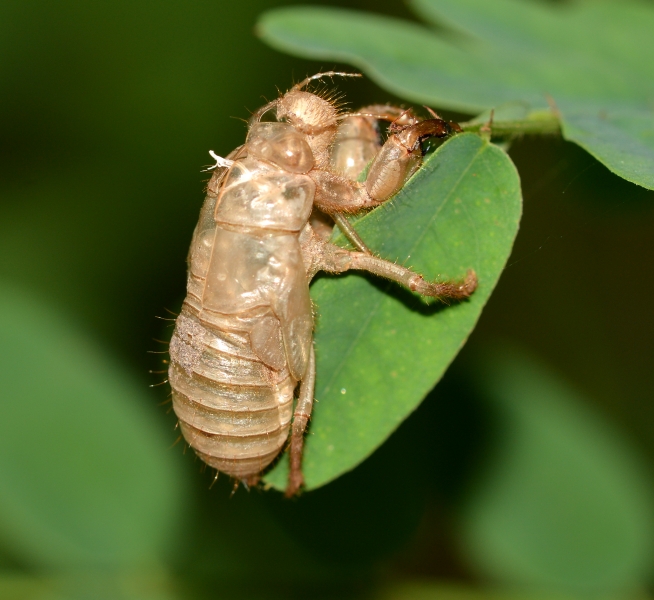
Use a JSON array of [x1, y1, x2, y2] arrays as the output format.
[[410, 268, 478, 300]]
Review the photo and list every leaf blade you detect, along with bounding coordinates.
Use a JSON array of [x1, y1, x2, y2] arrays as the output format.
[[257, 6, 497, 113], [561, 106, 654, 190]]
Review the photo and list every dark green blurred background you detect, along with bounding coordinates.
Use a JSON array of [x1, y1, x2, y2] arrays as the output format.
[[1, 1, 653, 598]]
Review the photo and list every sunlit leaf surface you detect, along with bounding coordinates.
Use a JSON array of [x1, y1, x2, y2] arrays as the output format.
[[258, 0, 654, 189], [265, 133, 521, 490]]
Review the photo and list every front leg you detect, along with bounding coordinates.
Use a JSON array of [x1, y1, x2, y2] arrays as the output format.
[[312, 117, 458, 215]]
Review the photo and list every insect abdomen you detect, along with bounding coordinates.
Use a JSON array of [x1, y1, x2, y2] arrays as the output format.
[[169, 307, 294, 479]]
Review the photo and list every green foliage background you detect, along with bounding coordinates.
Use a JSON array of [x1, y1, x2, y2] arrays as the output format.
[[0, 1, 653, 598]]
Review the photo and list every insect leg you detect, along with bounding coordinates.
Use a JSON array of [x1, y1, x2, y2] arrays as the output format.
[[285, 343, 316, 498], [293, 71, 361, 91], [348, 252, 477, 300], [347, 104, 419, 127], [316, 243, 478, 301], [332, 213, 372, 254]]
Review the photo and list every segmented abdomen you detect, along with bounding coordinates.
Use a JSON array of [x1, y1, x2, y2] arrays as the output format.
[[168, 304, 294, 479]]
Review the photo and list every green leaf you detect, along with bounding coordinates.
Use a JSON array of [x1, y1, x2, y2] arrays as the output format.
[[459, 347, 654, 593], [0, 283, 188, 568], [265, 133, 522, 490], [561, 107, 654, 191], [257, 7, 492, 112], [257, 1, 654, 190]]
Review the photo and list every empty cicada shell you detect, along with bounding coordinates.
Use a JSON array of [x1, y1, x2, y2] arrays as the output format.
[[167, 73, 477, 497]]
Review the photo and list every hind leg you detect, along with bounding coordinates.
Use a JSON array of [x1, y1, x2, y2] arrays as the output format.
[[285, 344, 316, 497]]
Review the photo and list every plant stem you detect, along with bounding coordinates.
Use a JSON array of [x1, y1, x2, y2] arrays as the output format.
[[460, 113, 561, 137]]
